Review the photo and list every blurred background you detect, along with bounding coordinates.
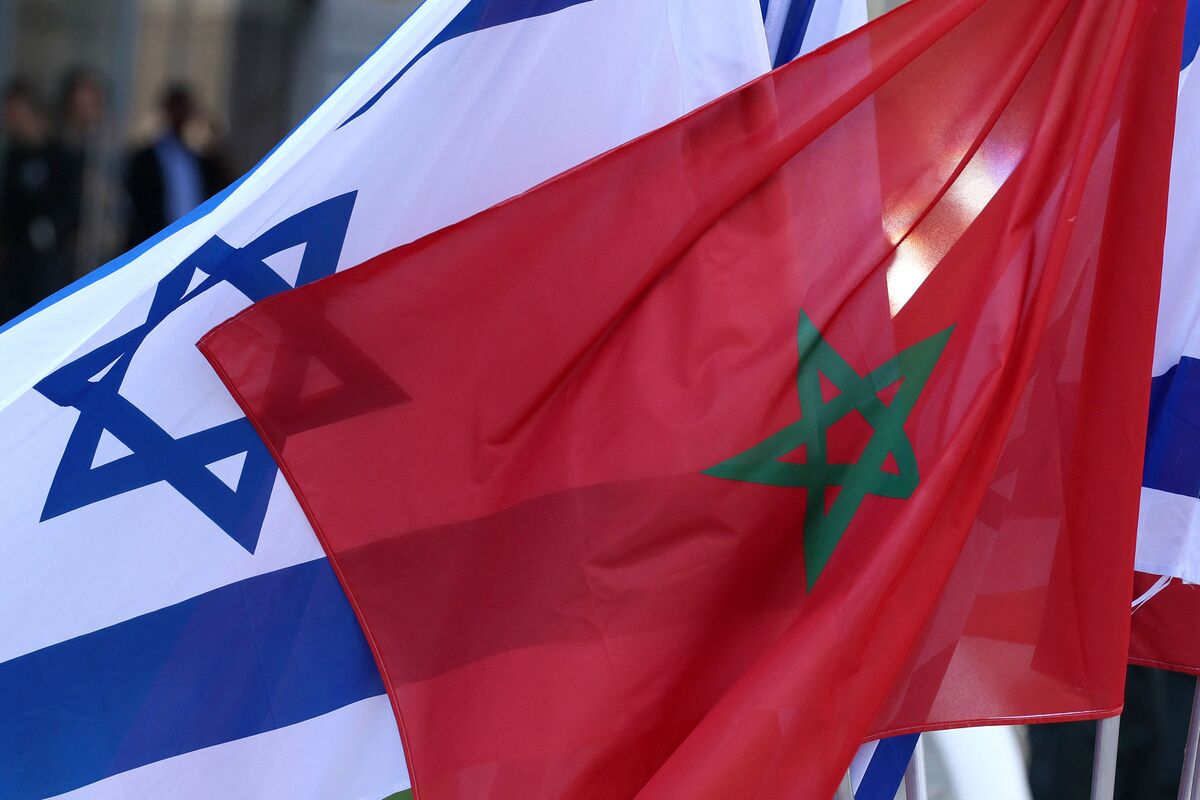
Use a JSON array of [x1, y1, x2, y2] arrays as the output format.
[[0, 0, 910, 321], [0, 0, 421, 321]]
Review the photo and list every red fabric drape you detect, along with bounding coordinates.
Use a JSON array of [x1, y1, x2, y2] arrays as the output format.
[[201, 0, 1185, 796], [1130, 573, 1200, 675]]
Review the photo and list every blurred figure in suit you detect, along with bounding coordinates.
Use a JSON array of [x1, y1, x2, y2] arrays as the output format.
[[125, 84, 227, 249], [0, 80, 75, 322], [58, 67, 122, 277], [1028, 666, 1194, 800]]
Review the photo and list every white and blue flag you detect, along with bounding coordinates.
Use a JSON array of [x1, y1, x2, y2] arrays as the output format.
[[765, 0, 867, 67], [848, 735, 920, 799], [0, 2, 772, 797], [1138, 0, 1200, 584]]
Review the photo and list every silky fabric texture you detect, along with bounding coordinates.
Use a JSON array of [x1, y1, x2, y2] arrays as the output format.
[[1130, 572, 1200, 675], [201, 0, 1184, 797]]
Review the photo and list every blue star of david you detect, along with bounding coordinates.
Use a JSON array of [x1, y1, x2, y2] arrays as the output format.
[[35, 192, 357, 553]]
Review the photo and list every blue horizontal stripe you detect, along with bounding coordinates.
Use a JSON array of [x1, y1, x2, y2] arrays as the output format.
[[1144, 356, 1200, 497], [1183, 0, 1200, 70], [0, 559, 385, 799], [856, 734, 919, 800], [340, 0, 595, 128]]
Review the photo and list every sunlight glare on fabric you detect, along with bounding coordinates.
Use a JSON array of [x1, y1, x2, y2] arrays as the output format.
[[886, 145, 1017, 316]]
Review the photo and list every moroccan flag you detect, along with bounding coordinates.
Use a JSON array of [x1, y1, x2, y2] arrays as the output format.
[[1130, 574, 1200, 674], [201, 0, 1184, 796]]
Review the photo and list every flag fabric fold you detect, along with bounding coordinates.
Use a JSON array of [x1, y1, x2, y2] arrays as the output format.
[[1130, 572, 1200, 675], [200, 0, 1185, 795], [200, 0, 1184, 796], [0, 1, 772, 797]]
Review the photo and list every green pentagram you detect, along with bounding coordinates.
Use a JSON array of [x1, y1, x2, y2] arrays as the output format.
[[704, 311, 951, 590]]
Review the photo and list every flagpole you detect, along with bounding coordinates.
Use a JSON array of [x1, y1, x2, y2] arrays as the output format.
[[763, 0, 794, 66], [903, 737, 928, 800], [1190, 737, 1200, 800], [1090, 716, 1121, 800], [1179, 679, 1200, 800]]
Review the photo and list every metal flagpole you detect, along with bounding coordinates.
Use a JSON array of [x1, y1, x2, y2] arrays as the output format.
[[903, 737, 928, 800], [1090, 716, 1121, 800], [1179, 679, 1200, 800], [763, 0, 795, 66], [1190, 734, 1200, 800], [1188, 752, 1200, 800]]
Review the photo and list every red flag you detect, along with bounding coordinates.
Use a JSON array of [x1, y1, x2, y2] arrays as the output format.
[[201, 0, 1184, 796], [1130, 573, 1200, 675]]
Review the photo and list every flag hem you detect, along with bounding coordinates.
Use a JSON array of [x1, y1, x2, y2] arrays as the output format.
[[1128, 657, 1200, 677]]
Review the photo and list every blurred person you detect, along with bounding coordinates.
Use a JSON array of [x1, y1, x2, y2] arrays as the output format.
[[0, 80, 75, 322], [125, 84, 227, 249], [57, 67, 122, 277], [1027, 665, 1194, 800]]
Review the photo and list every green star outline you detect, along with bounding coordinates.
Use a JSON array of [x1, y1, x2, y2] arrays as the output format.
[[704, 311, 951, 590]]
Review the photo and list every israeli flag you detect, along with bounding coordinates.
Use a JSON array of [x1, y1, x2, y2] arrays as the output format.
[[1137, 0, 1200, 582], [766, 0, 868, 67], [0, 1, 772, 797], [846, 735, 918, 799]]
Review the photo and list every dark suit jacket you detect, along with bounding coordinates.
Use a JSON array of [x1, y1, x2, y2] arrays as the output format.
[[125, 139, 226, 250]]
